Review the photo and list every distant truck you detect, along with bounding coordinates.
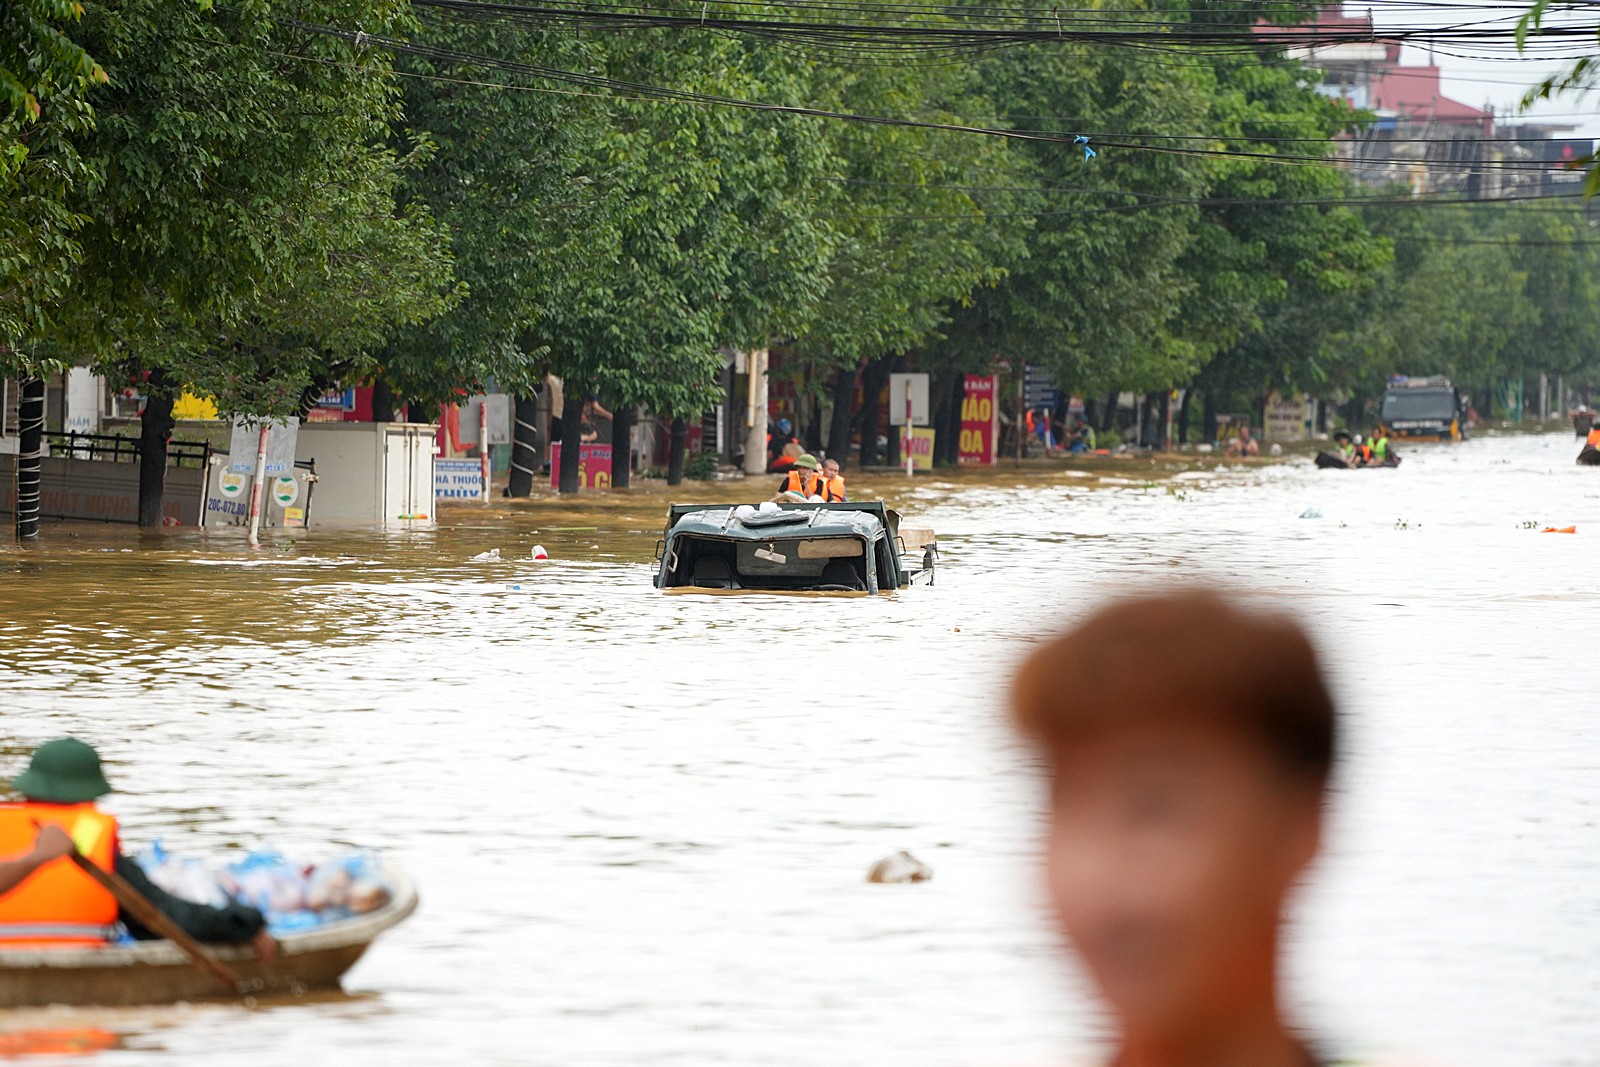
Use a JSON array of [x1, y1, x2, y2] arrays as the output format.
[[1380, 376, 1465, 442]]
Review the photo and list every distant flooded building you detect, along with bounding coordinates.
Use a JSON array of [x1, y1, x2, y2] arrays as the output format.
[[1275, 7, 1591, 199]]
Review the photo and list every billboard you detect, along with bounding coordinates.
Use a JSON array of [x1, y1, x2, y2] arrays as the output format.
[[1543, 139, 1593, 196], [550, 443, 613, 489], [959, 375, 998, 465]]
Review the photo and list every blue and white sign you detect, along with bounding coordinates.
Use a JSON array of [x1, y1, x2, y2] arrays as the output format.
[[227, 417, 300, 475], [435, 458, 484, 501], [1024, 365, 1061, 411], [316, 387, 356, 411]]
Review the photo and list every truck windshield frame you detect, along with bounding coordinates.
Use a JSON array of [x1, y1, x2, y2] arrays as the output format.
[[1382, 389, 1456, 423]]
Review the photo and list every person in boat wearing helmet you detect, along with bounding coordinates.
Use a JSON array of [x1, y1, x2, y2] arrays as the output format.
[[1332, 430, 1357, 466], [1011, 590, 1338, 1067], [0, 738, 275, 957]]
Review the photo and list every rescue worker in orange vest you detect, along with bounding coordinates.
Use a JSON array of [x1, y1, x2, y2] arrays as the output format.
[[0, 738, 276, 957], [773, 454, 823, 501], [817, 457, 847, 503], [1588, 423, 1600, 449]]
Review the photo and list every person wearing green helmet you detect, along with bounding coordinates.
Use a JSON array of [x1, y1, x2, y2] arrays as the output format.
[[773, 453, 823, 502], [0, 738, 276, 957]]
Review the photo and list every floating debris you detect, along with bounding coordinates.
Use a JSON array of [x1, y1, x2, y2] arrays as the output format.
[[866, 851, 933, 884]]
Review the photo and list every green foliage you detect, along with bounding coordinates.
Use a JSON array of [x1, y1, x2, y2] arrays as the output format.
[[0, 0, 104, 365], [8, 0, 1597, 432], [41, 0, 456, 416]]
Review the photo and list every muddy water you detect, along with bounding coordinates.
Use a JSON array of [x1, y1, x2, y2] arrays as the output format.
[[0, 432, 1596, 1067]]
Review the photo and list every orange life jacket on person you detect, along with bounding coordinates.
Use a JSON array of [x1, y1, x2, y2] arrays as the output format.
[[0, 803, 119, 948], [818, 475, 846, 502], [1589, 426, 1600, 448], [783, 470, 820, 497]]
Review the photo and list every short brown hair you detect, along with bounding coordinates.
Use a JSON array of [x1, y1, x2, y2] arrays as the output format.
[[1011, 589, 1336, 787]]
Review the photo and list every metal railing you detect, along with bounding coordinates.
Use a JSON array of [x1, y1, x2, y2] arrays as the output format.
[[45, 431, 212, 469]]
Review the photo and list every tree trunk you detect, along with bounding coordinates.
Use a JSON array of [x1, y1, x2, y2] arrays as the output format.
[[611, 404, 635, 489], [15, 377, 45, 541], [1203, 389, 1218, 444], [1177, 387, 1194, 445], [1099, 389, 1118, 433], [558, 392, 584, 494], [934, 375, 961, 466], [804, 402, 823, 456], [137, 371, 175, 527], [857, 353, 891, 467], [666, 416, 688, 485], [826, 364, 857, 469], [508, 393, 539, 497], [371, 379, 396, 423]]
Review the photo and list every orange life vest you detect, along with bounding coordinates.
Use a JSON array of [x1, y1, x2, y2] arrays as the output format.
[[783, 470, 820, 497], [1589, 427, 1600, 448], [0, 803, 118, 948], [818, 475, 846, 502]]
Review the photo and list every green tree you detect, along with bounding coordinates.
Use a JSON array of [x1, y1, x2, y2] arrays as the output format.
[[44, 0, 457, 523], [1, 0, 104, 360]]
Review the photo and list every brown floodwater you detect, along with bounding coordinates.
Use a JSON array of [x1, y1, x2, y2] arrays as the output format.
[[0, 432, 1597, 1066]]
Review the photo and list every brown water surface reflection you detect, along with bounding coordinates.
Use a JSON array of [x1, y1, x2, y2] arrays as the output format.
[[0, 434, 1597, 1066]]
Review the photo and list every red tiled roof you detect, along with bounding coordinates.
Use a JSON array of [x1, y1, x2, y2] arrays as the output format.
[[1371, 66, 1493, 128]]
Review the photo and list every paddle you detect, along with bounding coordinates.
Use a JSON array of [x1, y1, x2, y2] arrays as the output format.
[[43, 829, 247, 996]]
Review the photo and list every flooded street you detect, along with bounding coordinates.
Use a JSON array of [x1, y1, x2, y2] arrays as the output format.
[[1, 430, 1597, 1067]]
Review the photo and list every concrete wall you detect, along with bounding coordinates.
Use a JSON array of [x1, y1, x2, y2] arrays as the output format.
[[0, 455, 206, 525]]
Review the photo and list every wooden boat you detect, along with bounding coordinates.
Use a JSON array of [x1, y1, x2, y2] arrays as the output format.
[[654, 501, 936, 593], [1578, 445, 1600, 466], [0, 865, 417, 1008]]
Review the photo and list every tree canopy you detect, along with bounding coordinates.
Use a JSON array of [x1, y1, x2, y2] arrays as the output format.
[[4, 0, 1597, 440]]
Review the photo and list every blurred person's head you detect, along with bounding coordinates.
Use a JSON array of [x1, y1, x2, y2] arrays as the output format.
[[823, 459, 840, 478], [1012, 589, 1334, 1064]]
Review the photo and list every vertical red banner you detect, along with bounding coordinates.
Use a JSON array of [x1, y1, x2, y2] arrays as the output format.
[[959, 375, 999, 465]]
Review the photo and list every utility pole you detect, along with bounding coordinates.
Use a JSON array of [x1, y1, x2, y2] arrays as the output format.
[[743, 348, 769, 476]]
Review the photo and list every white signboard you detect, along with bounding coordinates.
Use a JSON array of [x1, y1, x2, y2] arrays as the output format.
[[228, 417, 300, 474], [457, 394, 512, 446], [435, 458, 484, 500], [65, 368, 100, 434], [889, 373, 930, 426], [1264, 393, 1311, 443]]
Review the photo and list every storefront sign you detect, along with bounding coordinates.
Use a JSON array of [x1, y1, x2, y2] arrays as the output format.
[[899, 428, 935, 472], [316, 387, 357, 411], [959, 375, 998, 465], [549, 443, 613, 489], [435, 458, 484, 501], [1264, 394, 1310, 442]]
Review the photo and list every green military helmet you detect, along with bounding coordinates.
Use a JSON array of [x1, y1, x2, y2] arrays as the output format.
[[13, 738, 113, 804], [793, 454, 820, 470]]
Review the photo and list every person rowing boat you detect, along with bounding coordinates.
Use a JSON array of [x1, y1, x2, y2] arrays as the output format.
[[0, 739, 276, 959]]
